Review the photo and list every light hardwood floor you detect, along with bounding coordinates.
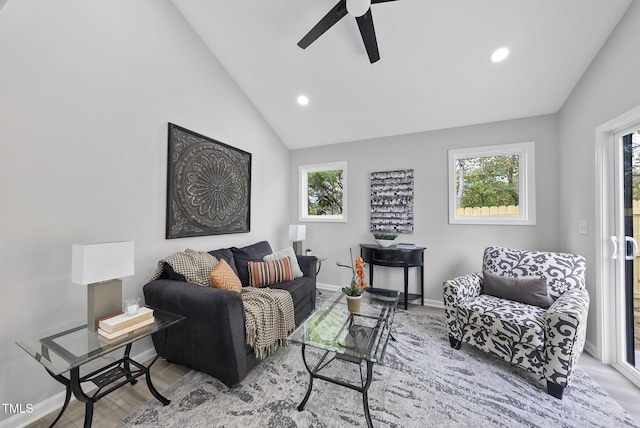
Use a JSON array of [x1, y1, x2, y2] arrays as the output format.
[[26, 304, 640, 427]]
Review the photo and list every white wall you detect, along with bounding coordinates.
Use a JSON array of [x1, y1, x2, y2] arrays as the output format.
[[558, 0, 640, 350], [290, 114, 560, 304], [0, 0, 290, 422]]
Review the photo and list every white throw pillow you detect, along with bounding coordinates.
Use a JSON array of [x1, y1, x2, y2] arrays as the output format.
[[263, 247, 304, 278]]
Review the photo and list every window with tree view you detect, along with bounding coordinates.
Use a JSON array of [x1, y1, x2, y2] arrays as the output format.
[[299, 161, 347, 222], [448, 142, 535, 225]]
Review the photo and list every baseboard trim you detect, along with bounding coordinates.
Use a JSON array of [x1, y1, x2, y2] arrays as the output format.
[[0, 347, 158, 428], [316, 283, 443, 309], [584, 340, 598, 360]]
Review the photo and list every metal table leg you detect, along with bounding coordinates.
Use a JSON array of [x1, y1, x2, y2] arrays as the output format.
[[44, 370, 72, 428], [297, 344, 314, 411], [297, 344, 377, 427]]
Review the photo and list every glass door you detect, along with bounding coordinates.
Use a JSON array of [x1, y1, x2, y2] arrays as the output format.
[[613, 128, 640, 378]]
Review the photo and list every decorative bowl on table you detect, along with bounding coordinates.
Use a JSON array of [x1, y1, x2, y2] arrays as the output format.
[[375, 239, 395, 248], [373, 233, 397, 248]]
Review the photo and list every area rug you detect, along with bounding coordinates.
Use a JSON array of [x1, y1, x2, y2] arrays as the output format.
[[123, 308, 639, 427]]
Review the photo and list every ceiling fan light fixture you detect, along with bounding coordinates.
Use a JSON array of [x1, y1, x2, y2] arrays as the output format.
[[297, 95, 309, 106], [491, 47, 509, 63], [346, 0, 371, 17]]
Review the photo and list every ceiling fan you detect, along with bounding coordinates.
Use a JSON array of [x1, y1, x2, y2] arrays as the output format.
[[297, 0, 400, 64]]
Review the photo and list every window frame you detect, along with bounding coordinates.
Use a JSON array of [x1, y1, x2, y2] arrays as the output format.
[[299, 161, 347, 223], [448, 141, 536, 225]]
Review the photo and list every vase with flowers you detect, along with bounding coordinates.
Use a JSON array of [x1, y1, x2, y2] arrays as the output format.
[[337, 249, 368, 313]]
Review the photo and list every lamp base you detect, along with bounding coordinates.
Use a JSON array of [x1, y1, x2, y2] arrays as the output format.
[[88, 279, 122, 331], [293, 241, 304, 256]]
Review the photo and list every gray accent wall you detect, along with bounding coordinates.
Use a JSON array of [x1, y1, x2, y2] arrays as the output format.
[[290, 114, 560, 304], [0, 1, 290, 422], [558, 0, 640, 351]]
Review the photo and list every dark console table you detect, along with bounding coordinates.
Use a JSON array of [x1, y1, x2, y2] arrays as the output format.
[[360, 243, 425, 310]]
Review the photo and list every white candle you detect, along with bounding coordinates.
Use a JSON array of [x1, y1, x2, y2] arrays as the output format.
[[126, 304, 138, 316]]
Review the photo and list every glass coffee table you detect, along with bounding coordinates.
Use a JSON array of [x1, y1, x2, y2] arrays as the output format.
[[16, 307, 184, 428], [288, 289, 399, 428]]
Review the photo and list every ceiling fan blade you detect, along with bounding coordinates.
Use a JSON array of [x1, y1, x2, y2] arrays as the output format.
[[371, 0, 400, 3], [356, 9, 380, 63], [298, 0, 348, 49]]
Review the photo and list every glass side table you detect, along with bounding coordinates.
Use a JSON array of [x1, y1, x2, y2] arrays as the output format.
[[16, 306, 184, 428]]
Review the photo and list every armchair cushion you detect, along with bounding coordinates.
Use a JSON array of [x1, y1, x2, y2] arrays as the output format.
[[483, 271, 552, 308], [482, 246, 586, 300], [458, 294, 547, 349]]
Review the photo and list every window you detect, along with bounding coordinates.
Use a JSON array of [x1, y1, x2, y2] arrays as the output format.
[[299, 161, 347, 222], [448, 141, 536, 225]]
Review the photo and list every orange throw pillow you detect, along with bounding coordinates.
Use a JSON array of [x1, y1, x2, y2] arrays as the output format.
[[209, 259, 242, 293]]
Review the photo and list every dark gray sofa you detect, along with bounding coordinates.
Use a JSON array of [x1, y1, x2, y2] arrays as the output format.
[[143, 241, 317, 387]]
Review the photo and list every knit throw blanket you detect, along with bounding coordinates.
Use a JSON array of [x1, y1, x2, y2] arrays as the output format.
[[150, 249, 218, 287], [241, 287, 295, 359]]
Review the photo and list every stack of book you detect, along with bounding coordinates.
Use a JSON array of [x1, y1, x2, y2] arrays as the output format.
[[98, 307, 155, 340], [396, 242, 417, 249]]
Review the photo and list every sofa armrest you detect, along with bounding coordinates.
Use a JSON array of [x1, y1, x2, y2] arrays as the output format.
[[297, 255, 317, 281], [443, 272, 483, 307], [143, 279, 249, 387], [544, 287, 590, 386]]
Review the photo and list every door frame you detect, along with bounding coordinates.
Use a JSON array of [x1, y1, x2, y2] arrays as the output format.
[[596, 105, 640, 387]]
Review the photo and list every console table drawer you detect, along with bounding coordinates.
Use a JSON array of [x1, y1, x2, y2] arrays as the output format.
[[373, 251, 404, 264], [361, 245, 423, 266]]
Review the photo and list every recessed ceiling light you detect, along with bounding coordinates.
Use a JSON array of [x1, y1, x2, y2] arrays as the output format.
[[297, 95, 309, 106], [491, 47, 509, 63]]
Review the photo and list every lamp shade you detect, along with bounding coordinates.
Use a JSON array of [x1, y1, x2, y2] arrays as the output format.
[[71, 241, 135, 285], [288, 225, 306, 241]]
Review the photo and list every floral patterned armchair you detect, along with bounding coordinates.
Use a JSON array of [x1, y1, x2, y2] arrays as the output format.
[[443, 246, 589, 399]]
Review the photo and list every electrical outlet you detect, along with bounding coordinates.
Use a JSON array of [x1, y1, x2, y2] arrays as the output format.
[[578, 220, 588, 235]]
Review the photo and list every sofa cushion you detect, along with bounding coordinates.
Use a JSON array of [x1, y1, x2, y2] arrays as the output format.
[[268, 276, 314, 325], [457, 294, 546, 349], [483, 271, 552, 308], [210, 259, 243, 293], [248, 258, 293, 287], [264, 247, 304, 278], [208, 248, 239, 277], [231, 241, 273, 287]]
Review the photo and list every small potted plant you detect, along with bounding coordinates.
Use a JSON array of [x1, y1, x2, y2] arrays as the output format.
[[373, 232, 398, 248], [337, 249, 368, 313]]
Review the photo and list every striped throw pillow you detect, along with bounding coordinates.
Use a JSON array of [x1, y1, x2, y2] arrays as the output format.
[[248, 257, 293, 288]]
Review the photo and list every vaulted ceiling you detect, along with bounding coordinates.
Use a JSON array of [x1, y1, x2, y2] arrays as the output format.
[[171, 0, 632, 149]]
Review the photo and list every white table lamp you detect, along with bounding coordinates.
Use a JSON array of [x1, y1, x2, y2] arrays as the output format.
[[289, 225, 306, 256], [72, 241, 135, 331]]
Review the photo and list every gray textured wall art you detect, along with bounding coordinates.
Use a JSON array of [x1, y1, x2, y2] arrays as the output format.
[[370, 169, 414, 234]]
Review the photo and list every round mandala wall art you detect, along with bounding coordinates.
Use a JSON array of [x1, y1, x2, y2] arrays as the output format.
[[167, 123, 251, 238]]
